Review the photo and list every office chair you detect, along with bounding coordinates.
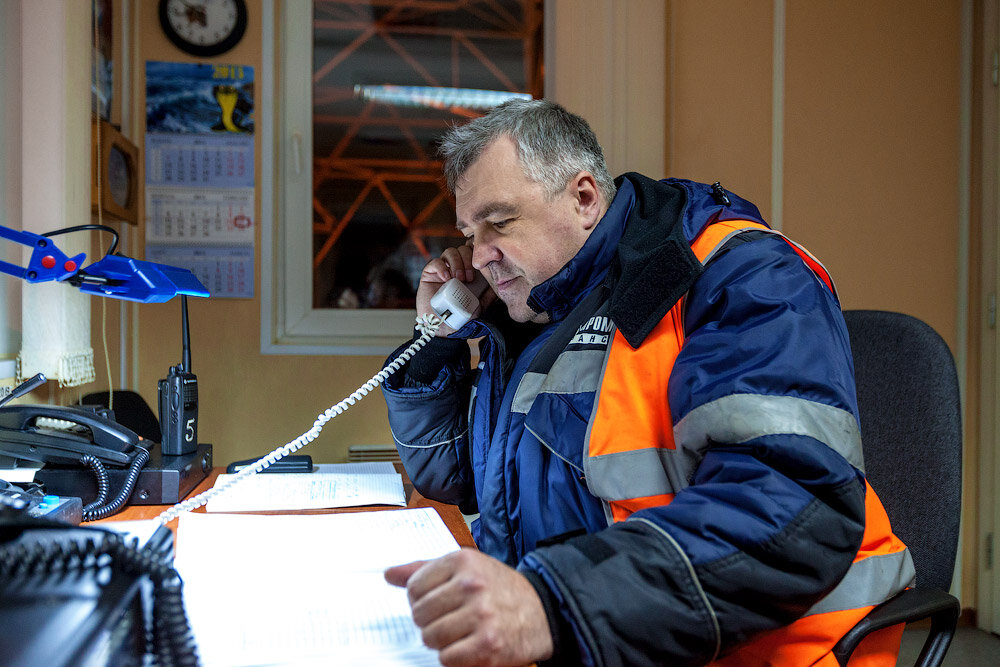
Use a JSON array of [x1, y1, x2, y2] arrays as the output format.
[[833, 310, 962, 667], [77, 390, 162, 443]]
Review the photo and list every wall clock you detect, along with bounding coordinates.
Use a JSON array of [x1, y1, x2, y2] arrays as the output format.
[[158, 0, 248, 58]]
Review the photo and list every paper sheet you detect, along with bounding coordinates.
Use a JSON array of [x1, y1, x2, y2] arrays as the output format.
[[174, 508, 459, 666], [314, 462, 397, 474], [99, 519, 161, 547], [204, 471, 406, 512], [0, 463, 42, 484]]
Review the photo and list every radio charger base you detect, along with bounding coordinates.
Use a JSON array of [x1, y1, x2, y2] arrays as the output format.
[[35, 443, 212, 506]]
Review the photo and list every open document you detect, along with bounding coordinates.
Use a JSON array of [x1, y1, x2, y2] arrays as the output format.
[[174, 508, 460, 666], [205, 463, 405, 512]]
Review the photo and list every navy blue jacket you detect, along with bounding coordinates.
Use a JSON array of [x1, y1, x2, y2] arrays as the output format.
[[382, 175, 881, 665]]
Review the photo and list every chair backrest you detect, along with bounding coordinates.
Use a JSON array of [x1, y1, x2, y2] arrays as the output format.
[[77, 390, 162, 444], [843, 310, 961, 592]]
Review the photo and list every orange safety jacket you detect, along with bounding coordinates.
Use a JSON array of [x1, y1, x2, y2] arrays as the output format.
[[386, 175, 915, 666], [587, 219, 913, 665]]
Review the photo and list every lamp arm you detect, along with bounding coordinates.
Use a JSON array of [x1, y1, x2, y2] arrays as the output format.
[[0, 222, 209, 303]]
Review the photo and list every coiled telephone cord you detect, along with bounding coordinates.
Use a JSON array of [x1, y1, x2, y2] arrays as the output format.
[[0, 524, 199, 666], [80, 446, 150, 522], [155, 313, 443, 525]]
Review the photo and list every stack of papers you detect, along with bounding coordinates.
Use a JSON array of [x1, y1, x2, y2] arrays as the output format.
[[174, 508, 459, 666], [205, 462, 406, 512]]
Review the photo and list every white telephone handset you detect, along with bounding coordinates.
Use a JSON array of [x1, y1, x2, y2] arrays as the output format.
[[429, 272, 491, 330]]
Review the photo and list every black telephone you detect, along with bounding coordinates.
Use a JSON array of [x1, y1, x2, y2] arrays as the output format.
[[0, 401, 150, 523], [0, 401, 194, 664], [0, 403, 139, 466], [0, 497, 199, 665]]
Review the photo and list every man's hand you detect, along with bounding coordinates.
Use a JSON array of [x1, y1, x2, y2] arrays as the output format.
[[385, 548, 554, 667], [416, 244, 493, 336]]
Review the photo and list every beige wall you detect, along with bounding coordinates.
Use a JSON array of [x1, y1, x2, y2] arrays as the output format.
[[669, 1, 960, 345], [668, 1, 775, 217], [666, 0, 967, 602], [81, 0, 970, 604]]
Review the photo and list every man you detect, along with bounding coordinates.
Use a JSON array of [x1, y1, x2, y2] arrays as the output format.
[[381, 99, 913, 666]]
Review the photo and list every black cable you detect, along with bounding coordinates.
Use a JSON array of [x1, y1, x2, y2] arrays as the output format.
[[82, 446, 150, 522], [0, 524, 200, 665], [42, 224, 120, 256], [106, 533, 200, 666], [79, 454, 110, 514]]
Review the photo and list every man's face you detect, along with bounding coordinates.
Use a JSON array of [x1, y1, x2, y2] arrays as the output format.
[[455, 137, 594, 323]]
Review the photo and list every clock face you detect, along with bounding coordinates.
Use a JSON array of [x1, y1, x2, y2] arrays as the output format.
[[107, 145, 131, 209], [159, 0, 248, 57]]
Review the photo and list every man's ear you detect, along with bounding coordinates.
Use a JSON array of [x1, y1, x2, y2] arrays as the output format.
[[571, 171, 603, 230]]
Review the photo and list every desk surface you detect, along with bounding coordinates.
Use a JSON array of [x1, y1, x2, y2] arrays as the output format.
[[96, 466, 475, 548]]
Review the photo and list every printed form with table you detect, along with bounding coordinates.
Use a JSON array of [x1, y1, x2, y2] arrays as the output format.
[[111, 462, 460, 667]]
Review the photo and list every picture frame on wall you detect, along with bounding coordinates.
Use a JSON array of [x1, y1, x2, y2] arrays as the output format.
[[92, 119, 140, 225]]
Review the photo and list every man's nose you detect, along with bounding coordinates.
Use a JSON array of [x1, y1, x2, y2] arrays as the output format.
[[471, 237, 501, 271]]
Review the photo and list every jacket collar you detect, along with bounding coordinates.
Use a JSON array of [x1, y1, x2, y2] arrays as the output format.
[[606, 173, 703, 348], [528, 173, 704, 348], [499, 174, 766, 348], [526, 178, 635, 322]]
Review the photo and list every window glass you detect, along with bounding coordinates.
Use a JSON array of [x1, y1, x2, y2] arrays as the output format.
[[311, 0, 543, 310]]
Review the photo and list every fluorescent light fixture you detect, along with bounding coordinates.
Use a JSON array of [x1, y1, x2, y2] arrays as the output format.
[[354, 84, 531, 110]]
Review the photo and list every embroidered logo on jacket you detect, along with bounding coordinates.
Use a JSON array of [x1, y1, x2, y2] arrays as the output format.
[[568, 315, 614, 350]]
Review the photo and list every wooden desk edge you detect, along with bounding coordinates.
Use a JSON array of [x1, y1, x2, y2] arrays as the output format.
[[96, 466, 476, 549]]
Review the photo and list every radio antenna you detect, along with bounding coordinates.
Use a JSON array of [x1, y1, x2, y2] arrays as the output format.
[[181, 295, 191, 372]]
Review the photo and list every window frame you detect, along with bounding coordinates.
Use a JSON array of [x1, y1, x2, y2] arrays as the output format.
[[261, 0, 665, 355]]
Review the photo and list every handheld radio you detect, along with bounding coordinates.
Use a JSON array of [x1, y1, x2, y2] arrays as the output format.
[[158, 295, 198, 456]]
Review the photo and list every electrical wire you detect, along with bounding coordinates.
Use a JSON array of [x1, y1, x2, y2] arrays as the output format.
[[155, 312, 445, 525], [81, 447, 150, 522], [91, 0, 113, 410], [97, 233, 113, 410], [41, 224, 120, 258], [79, 454, 110, 514]]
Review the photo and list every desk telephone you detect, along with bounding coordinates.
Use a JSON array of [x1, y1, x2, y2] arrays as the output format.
[[0, 403, 140, 466], [0, 402, 151, 524], [0, 275, 486, 666]]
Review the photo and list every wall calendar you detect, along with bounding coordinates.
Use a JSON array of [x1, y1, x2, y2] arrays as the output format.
[[144, 61, 255, 298]]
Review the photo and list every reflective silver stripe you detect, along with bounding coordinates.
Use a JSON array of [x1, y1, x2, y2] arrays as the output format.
[[511, 373, 545, 415], [587, 447, 696, 500], [673, 393, 865, 471], [631, 517, 722, 662], [390, 428, 467, 449], [511, 349, 606, 414], [804, 548, 916, 616], [586, 394, 864, 501], [525, 423, 584, 473]]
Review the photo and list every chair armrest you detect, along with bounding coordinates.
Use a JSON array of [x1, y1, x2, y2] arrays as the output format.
[[833, 588, 959, 667]]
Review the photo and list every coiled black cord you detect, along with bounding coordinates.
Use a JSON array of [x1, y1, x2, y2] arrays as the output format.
[[0, 526, 104, 577], [79, 454, 110, 515], [0, 523, 200, 665], [82, 446, 150, 522], [106, 533, 200, 666]]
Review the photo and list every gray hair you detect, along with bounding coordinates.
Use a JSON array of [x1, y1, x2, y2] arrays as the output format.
[[438, 99, 617, 204]]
